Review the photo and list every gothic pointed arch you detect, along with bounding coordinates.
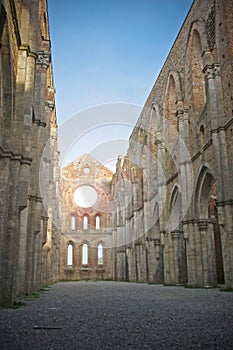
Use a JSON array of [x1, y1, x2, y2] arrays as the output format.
[[67, 241, 74, 266], [167, 185, 182, 232], [185, 20, 212, 115], [82, 241, 89, 265], [194, 165, 224, 284], [150, 101, 162, 134], [194, 165, 215, 219], [97, 241, 104, 265], [164, 70, 183, 145]]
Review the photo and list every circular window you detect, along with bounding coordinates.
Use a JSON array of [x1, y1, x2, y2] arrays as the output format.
[[83, 167, 90, 174], [74, 186, 97, 208]]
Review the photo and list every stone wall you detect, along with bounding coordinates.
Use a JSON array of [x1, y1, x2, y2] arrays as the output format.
[[0, 0, 60, 307], [111, 0, 233, 289], [60, 154, 112, 281]]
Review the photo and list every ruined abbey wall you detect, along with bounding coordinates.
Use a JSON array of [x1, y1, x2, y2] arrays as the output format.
[[60, 154, 112, 281], [0, 0, 60, 307], [111, 0, 233, 288], [1, 0, 233, 308]]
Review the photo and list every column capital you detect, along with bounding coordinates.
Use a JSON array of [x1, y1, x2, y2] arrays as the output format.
[[203, 63, 221, 80], [198, 219, 209, 232], [36, 51, 50, 68], [45, 101, 55, 112]]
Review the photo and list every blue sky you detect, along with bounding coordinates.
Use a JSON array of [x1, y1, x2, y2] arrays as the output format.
[[47, 0, 193, 170]]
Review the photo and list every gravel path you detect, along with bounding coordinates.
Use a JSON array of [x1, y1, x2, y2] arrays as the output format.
[[0, 282, 233, 349]]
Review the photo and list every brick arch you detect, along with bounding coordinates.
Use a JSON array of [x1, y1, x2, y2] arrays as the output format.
[[185, 20, 213, 114], [149, 101, 162, 134], [97, 240, 105, 247], [81, 240, 89, 245], [164, 71, 183, 143], [165, 70, 183, 101], [186, 19, 209, 54]]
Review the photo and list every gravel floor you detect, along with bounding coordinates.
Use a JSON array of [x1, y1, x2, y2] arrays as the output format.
[[0, 281, 233, 350]]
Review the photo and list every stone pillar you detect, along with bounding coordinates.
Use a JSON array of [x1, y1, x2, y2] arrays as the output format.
[[127, 246, 136, 282], [116, 248, 127, 281], [0, 157, 11, 306], [135, 242, 146, 283], [198, 220, 217, 287], [147, 238, 163, 284], [111, 229, 117, 280], [184, 221, 199, 287], [171, 231, 180, 285], [163, 232, 171, 285], [194, 221, 203, 286], [204, 61, 233, 288]]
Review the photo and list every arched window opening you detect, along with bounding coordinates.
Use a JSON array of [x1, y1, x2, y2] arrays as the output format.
[[83, 215, 88, 229], [96, 215, 100, 229], [82, 244, 88, 265], [200, 125, 205, 146], [167, 75, 178, 131], [67, 244, 73, 266], [168, 187, 182, 232], [71, 216, 76, 230], [98, 244, 103, 265], [190, 30, 206, 113]]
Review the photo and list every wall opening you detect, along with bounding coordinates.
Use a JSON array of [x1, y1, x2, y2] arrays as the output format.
[[82, 244, 88, 265], [67, 244, 73, 266], [96, 215, 100, 229], [200, 125, 205, 146], [98, 244, 103, 265], [74, 185, 97, 208], [167, 75, 178, 133], [190, 30, 206, 113], [83, 215, 88, 229], [71, 216, 76, 230]]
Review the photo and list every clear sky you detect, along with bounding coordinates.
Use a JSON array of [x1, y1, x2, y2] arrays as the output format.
[[47, 0, 193, 170]]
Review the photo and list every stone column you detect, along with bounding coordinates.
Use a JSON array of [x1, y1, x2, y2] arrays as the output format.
[[184, 221, 199, 287], [171, 231, 181, 285], [204, 61, 233, 288], [194, 221, 203, 286]]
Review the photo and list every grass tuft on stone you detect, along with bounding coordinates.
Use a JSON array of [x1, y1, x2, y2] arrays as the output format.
[[219, 287, 233, 292], [8, 300, 26, 309]]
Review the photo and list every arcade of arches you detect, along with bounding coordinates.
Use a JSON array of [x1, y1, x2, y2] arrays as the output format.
[[0, 0, 233, 307]]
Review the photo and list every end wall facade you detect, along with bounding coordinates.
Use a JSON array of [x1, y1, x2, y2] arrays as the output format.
[[60, 154, 112, 281]]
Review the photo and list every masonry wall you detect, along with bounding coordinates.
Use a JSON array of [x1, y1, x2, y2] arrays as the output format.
[[111, 0, 233, 288], [60, 154, 113, 281], [0, 0, 60, 307]]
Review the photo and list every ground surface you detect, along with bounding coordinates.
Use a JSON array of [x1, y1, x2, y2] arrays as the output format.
[[0, 282, 233, 349]]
